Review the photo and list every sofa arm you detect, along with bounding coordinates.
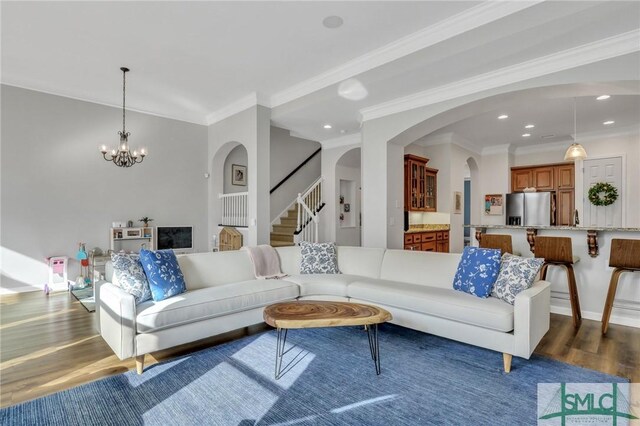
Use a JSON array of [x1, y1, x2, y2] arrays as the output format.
[[99, 282, 137, 360], [513, 280, 550, 359]]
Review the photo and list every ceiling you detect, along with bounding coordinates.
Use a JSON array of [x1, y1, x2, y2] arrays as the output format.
[[2, 1, 639, 147]]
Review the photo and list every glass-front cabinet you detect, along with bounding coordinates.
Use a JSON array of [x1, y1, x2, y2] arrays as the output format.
[[404, 154, 438, 212]]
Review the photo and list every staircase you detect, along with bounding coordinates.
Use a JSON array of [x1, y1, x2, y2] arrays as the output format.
[[270, 178, 324, 246], [270, 204, 299, 247]]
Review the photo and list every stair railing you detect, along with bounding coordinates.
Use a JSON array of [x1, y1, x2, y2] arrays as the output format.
[[295, 178, 323, 243], [218, 192, 248, 227]]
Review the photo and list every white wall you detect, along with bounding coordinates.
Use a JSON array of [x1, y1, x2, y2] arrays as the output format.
[[223, 145, 248, 194], [0, 85, 208, 293], [270, 127, 320, 222]]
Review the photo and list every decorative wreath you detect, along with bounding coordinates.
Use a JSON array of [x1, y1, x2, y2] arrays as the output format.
[[588, 182, 618, 206]]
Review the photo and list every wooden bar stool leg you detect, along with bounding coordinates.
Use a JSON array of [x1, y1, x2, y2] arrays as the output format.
[[565, 265, 582, 328], [601, 268, 625, 335], [540, 263, 549, 281]]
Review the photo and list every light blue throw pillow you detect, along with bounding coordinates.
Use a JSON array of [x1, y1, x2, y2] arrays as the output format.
[[452, 246, 502, 298], [110, 253, 152, 305], [139, 249, 186, 302], [492, 253, 545, 305]]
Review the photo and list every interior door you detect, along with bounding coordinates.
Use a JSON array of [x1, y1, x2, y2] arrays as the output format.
[[583, 157, 622, 227]]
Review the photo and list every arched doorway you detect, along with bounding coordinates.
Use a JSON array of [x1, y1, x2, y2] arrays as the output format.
[[210, 142, 248, 249], [335, 147, 361, 246]]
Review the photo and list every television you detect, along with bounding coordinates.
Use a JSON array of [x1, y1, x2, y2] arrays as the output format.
[[157, 226, 193, 251]]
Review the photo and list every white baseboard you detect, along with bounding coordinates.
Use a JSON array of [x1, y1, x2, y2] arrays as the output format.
[[550, 304, 640, 329], [0, 285, 42, 295]]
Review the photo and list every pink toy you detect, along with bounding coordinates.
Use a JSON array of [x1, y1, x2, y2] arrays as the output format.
[[44, 256, 69, 294]]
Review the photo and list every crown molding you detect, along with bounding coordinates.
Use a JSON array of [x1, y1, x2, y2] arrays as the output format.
[[269, 1, 542, 108], [1, 82, 208, 126], [320, 133, 361, 150], [481, 144, 512, 156], [360, 29, 640, 123], [205, 92, 270, 126]]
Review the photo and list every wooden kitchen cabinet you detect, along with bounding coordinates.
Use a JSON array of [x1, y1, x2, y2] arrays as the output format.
[[404, 155, 438, 212], [510, 162, 575, 226], [511, 169, 532, 192], [404, 231, 449, 253], [557, 164, 575, 189], [557, 189, 575, 226], [532, 167, 555, 191]]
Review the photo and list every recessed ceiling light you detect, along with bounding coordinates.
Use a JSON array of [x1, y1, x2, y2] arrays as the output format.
[[323, 124, 332, 129], [522, 133, 531, 137], [603, 120, 615, 125], [340, 129, 346, 134], [525, 124, 535, 129], [596, 95, 611, 101], [323, 15, 344, 29], [498, 114, 509, 120]]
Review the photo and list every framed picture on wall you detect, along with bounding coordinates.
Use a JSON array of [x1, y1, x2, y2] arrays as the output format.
[[232, 164, 247, 186], [484, 194, 503, 215], [453, 191, 462, 214]]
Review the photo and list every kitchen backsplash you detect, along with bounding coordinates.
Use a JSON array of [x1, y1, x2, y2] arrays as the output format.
[[409, 211, 451, 225]]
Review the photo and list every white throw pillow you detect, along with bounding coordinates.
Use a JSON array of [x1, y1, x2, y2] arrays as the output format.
[[299, 242, 340, 274], [492, 253, 544, 305], [111, 253, 152, 304]]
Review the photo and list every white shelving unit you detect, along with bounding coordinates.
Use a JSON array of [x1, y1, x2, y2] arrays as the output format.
[[110, 227, 155, 253]]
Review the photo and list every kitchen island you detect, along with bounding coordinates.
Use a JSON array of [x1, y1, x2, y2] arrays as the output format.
[[464, 224, 640, 329]]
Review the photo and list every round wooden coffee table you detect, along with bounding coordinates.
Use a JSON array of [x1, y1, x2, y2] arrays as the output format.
[[263, 301, 392, 379]]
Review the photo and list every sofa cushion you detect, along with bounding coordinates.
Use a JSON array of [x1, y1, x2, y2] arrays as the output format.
[[336, 246, 386, 279], [452, 247, 502, 298], [300, 242, 340, 274], [284, 274, 363, 297], [379, 250, 462, 289], [136, 279, 300, 333], [348, 279, 514, 332], [177, 251, 255, 290], [492, 253, 545, 305]]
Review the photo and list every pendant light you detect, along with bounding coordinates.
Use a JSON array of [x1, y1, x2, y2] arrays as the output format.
[[564, 97, 587, 161], [100, 67, 147, 167]]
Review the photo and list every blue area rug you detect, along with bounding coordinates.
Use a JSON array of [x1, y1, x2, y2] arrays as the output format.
[[1, 324, 627, 425]]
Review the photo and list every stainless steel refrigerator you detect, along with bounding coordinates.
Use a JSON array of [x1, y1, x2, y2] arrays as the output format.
[[505, 192, 555, 226]]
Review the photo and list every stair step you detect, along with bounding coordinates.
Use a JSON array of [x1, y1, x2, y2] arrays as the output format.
[[270, 232, 294, 242], [273, 224, 296, 234], [280, 217, 297, 226], [271, 240, 295, 247]]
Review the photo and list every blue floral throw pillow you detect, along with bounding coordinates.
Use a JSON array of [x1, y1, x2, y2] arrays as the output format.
[[492, 253, 544, 305], [139, 249, 186, 302], [452, 247, 502, 298], [299, 242, 340, 274], [111, 253, 152, 305]]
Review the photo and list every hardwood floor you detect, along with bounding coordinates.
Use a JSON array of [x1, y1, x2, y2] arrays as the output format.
[[1, 291, 638, 408]]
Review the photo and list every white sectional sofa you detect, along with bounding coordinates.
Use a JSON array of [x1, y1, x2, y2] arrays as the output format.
[[98, 246, 550, 374]]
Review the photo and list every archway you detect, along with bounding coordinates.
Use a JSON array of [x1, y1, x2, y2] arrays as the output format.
[[335, 147, 361, 246], [209, 141, 248, 249]]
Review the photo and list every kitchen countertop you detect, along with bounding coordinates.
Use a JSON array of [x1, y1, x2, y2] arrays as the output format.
[[464, 225, 640, 232], [406, 224, 450, 233]]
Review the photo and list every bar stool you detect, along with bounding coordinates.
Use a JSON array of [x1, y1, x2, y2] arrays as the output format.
[[479, 234, 513, 254], [535, 236, 582, 328], [601, 239, 640, 334]]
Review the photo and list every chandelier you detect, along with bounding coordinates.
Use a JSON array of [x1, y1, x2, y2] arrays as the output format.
[[100, 67, 147, 167]]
